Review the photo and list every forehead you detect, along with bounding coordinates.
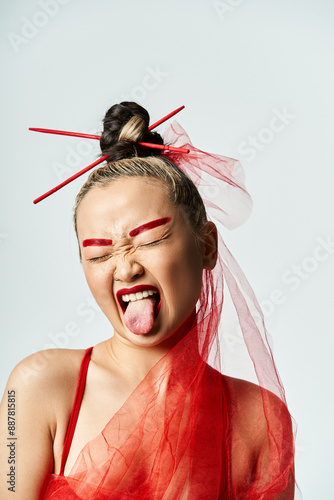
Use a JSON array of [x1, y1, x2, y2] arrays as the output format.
[[76, 177, 175, 238]]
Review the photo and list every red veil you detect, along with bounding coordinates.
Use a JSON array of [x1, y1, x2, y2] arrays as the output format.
[[43, 123, 297, 499]]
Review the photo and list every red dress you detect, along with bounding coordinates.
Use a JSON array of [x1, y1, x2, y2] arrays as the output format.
[[43, 340, 294, 499]]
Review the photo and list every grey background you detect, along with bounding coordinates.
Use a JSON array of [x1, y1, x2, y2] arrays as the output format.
[[1, 1, 333, 497]]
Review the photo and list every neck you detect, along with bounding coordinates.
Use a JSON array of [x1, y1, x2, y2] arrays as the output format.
[[105, 310, 197, 381]]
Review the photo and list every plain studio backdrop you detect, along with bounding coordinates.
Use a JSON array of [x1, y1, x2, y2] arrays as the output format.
[[1, 1, 333, 498]]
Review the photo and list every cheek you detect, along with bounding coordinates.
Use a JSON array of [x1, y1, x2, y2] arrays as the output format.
[[160, 241, 203, 302], [83, 265, 114, 307], [179, 238, 203, 277]]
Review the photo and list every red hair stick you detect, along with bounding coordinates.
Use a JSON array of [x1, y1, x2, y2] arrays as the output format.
[[29, 128, 101, 140], [148, 105, 185, 130], [33, 156, 109, 204], [29, 129, 188, 154], [31, 105, 187, 204]]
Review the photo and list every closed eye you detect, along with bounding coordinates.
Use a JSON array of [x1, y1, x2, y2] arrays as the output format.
[[88, 237, 167, 260], [139, 238, 165, 248], [88, 254, 113, 262]]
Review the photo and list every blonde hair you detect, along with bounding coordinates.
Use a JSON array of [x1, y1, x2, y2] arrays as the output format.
[[118, 115, 147, 142]]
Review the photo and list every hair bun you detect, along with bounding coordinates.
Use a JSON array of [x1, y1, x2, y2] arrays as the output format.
[[100, 101, 164, 161]]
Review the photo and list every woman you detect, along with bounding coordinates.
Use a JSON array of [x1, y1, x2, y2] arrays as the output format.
[[0, 102, 296, 498]]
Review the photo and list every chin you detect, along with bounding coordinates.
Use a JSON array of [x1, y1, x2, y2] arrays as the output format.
[[135, 321, 194, 349], [110, 305, 197, 348]]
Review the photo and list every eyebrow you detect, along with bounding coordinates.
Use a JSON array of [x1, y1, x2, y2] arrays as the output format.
[[82, 238, 113, 247], [129, 217, 171, 237]]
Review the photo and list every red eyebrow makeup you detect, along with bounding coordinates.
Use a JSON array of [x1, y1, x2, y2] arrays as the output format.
[[82, 218, 171, 246], [82, 239, 113, 247], [129, 217, 171, 237]]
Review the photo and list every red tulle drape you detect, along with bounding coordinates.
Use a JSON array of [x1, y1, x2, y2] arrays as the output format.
[[43, 122, 297, 499]]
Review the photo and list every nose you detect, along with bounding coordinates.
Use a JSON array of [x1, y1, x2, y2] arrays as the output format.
[[113, 254, 144, 283]]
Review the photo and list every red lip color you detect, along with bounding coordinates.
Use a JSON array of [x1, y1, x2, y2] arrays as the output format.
[[129, 217, 171, 237], [82, 239, 113, 247], [116, 285, 161, 315]]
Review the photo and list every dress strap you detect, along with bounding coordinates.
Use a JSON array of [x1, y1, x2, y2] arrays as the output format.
[[59, 346, 93, 475]]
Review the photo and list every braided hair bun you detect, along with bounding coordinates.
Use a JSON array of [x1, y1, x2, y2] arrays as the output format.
[[100, 102, 164, 161]]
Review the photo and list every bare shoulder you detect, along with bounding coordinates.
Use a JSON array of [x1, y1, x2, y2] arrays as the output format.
[[205, 364, 267, 404], [223, 374, 290, 420], [205, 366, 291, 444], [3, 349, 86, 413], [0, 349, 87, 499], [8, 348, 86, 393]]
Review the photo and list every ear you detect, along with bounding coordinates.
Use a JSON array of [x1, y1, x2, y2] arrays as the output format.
[[202, 221, 218, 270]]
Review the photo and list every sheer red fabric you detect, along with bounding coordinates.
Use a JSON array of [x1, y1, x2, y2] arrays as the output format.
[[43, 123, 297, 499]]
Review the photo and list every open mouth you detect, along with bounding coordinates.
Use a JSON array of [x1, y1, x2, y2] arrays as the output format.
[[116, 285, 161, 318]]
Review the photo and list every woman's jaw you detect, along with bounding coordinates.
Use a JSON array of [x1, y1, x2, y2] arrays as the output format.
[[112, 306, 198, 354]]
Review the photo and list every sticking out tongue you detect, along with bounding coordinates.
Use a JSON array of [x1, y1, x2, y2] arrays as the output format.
[[123, 297, 156, 335]]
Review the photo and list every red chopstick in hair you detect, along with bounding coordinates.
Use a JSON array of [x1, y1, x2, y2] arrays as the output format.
[[148, 105, 185, 130], [31, 105, 188, 204], [29, 129, 189, 154], [32, 156, 109, 205]]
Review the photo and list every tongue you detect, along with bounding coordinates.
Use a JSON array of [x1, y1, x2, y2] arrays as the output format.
[[123, 297, 156, 334]]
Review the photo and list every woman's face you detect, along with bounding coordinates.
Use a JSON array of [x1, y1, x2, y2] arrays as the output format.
[[76, 176, 211, 348]]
